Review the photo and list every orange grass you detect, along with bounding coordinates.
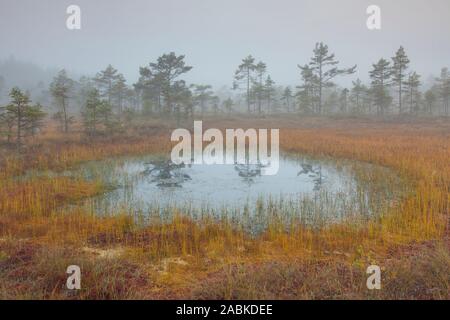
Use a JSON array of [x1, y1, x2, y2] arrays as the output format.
[[0, 117, 449, 299]]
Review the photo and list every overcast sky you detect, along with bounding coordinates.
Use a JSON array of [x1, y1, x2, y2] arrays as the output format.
[[0, 0, 449, 89]]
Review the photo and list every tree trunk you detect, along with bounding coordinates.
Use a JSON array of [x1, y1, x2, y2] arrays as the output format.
[[247, 68, 251, 113], [318, 65, 323, 114], [398, 66, 402, 114], [63, 98, 68, 133], [17, 104, 22, 149]]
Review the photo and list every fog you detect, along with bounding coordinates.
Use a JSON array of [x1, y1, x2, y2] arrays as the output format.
[[1, 0, 450, 303], [0, 0, 449, 91]]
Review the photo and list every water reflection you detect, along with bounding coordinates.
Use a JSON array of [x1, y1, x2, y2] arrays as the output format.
[[297, 163, 324, 191], [143, 160, 307, 189], [70, 153, 406, 230], [83, 155, 353, 213], [142, 160, 191, 188]]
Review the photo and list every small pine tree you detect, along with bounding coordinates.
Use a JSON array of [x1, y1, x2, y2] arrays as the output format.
[[403, 72, 421, 114], [436, 67, 450, 116], [82, 89, 102, 136], [306, 42, 356, 114], [264, 76, 276, 113], [2, 87, 46, 149], [424, 89, 437, 115], [222, 98, 233, 114], [233, 55, 256, 113], [26, 103, 47, 137], [391, 46, 410, 114], [281, 87, 293, 113], [50, 69, 74, 133], [369, 59, 393, 115], [350, 79, 368, 114]]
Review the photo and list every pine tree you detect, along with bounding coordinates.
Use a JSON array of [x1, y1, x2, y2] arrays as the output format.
[[391, 46, 410, 114], [306, 42, 356, 114], [82, 89, 102, 136], [0, 110, 15, 143], [424, 89, 437, 115], [369, 59, 393, 115], [172, 81, 193, 125], [111, 74, 128, 114], [296, 64, 318, 113], [98, 101, 114, 131], [76, 76, 95, 108], [339, 88, 349, 113], [233, 55, 256, 113], [148, 53, 193, 115], [281, 87, 293, 112], [222, 98, 233, 114], [50, 69, 74, 133], [3, 87, 46, 149], [403, 72, 421, 114], [0, 75, 4, 97], [26, 103, 47, 137], [94, 65, 121, 104], [135, 67, 164, 115], [264, 75, 276, 113], [193, 84, 214, 117], [436, 67, 450, 116], [211, 96, 220, 116], [350, 79, 368, 114], [253, 61, 266, 114], [324, 90, 339, 114]]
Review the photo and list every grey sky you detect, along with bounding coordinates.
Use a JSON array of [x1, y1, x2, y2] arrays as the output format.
[[0, 0, 449, 89]]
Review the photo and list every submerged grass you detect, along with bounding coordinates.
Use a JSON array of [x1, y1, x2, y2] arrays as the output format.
[[0, 117, 449, 299]]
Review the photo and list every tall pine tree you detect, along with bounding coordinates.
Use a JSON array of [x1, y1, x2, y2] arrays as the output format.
[[50, 69, 74, 133], [233, 55, 256, 113], [369, 59, 393, 115], [391, 46, 410, 114], [306, 42, 356, 114]]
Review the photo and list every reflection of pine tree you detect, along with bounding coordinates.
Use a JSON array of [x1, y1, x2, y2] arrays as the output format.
[[143, 161, 191, 188], [234, 162, 265, 185], [297, 163, 324, 192]]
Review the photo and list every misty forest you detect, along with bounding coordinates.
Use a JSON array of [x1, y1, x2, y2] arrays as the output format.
[[0, 0, 449, 301], [1, 44, 450, 143]]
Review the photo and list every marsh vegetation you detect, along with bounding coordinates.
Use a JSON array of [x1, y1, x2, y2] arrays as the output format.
[[0, 116, 448, 299], [54, 153, 408, 234], [0, 37, 448, 300]]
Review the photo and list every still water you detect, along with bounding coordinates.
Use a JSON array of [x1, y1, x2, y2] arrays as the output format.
[[80, 154, 362, 218]]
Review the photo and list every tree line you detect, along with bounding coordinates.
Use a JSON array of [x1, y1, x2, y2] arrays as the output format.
[[1, 44, 450, 147], [295, 43, 449, 116]]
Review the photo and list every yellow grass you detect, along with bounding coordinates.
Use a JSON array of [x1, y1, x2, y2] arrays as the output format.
[[0, 117, 448, 299]]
